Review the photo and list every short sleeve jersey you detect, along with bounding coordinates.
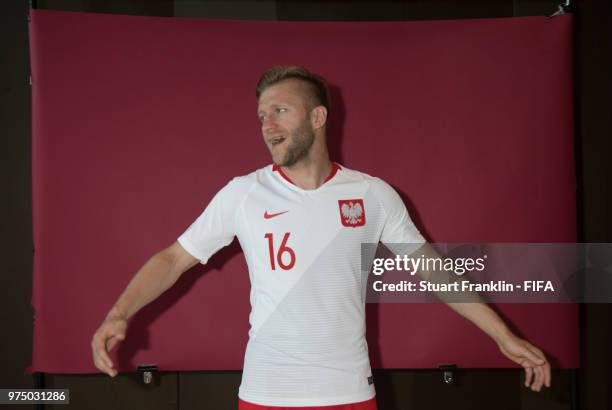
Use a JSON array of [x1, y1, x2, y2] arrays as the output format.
[[178, 163, 425, 407]]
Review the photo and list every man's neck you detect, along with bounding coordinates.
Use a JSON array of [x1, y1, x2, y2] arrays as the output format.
[[279, 156, 333, 190]]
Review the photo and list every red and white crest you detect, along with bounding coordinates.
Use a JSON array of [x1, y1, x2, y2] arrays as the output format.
[[338, 199, 366, 227]]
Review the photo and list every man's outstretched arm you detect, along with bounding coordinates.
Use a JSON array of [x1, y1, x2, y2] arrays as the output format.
[[411, 243, 551, 392], [446, 301, 551, 391], [91, 241, 198, 377]]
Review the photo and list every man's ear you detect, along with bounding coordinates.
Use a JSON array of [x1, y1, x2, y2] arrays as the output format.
[[310, 106, 328, 130]]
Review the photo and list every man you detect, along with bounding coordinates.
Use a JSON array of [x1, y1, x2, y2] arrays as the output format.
[[92, 66, 551, 409]]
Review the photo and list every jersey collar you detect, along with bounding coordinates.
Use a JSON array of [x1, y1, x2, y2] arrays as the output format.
[[272, 162, 342, 187]]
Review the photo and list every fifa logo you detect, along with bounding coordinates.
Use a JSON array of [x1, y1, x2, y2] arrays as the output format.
[[338, 199, 366, 227]]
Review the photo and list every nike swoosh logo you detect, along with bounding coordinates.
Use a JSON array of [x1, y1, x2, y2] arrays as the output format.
[[264, 210, 289, 219]]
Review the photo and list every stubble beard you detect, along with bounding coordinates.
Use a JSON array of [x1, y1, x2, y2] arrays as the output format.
[[275, 121, 315, 167]]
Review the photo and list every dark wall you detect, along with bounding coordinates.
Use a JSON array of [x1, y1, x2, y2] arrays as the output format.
[[1, 0, 33, 395], [2, 0, 610, 409]]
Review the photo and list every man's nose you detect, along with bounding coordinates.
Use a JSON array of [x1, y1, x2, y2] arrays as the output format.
[[262, 116, 278, 132]]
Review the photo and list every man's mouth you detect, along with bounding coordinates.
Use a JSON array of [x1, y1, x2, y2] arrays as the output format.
[[270, 137, 286, 146]]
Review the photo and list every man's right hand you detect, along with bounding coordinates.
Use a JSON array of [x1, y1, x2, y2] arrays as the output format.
[[91, 313, 128, 377], [89, 241, 198, 377]]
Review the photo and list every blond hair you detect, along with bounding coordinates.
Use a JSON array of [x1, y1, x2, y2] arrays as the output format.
[[256, 66, 331, 115]]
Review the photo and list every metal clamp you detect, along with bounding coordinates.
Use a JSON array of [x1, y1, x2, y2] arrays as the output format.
[[439, 364, 457, 385], [549, 1, 573, 17], [137, 364, 158, 385]]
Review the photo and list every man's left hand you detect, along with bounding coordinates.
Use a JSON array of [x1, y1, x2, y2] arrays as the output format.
[[497, 332, 551, 391]]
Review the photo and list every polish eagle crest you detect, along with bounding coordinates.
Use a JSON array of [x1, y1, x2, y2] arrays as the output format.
[[338, 199, 366, 227]]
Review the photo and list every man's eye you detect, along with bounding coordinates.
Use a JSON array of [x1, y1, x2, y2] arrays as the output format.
[[276, 108, 287, 113]]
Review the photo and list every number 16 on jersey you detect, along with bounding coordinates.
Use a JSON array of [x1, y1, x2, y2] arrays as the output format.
[[264, 233, 296, 270]]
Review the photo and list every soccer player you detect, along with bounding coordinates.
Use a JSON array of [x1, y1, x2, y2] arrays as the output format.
[[92, 66, 551, 409]]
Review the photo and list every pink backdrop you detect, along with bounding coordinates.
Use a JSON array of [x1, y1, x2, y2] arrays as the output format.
[[28, 10, 577, 373]]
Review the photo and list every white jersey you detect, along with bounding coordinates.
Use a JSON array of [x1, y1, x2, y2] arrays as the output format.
[[177, 163, 425, 406]]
